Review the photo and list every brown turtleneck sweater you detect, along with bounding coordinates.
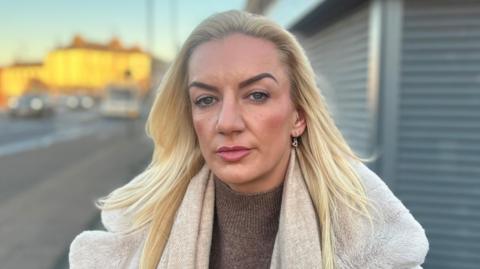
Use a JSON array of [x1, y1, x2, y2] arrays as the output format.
[[209, 177, 284, 269]]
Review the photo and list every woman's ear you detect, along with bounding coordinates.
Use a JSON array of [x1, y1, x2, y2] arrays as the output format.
[[291, 109, 306, 137]]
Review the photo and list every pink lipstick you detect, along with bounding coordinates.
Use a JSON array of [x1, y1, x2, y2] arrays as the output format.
[[216, 146, 251, 162]]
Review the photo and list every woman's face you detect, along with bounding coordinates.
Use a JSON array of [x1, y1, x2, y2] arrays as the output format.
[[188, 33, 305, 193]]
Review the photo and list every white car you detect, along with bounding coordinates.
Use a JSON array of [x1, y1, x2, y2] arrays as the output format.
[[100, 86, 141, 119]]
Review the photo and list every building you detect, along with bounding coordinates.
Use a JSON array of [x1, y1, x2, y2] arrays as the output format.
[[244, 0, 275, 14], [0, 35, 152, 100], [42, 35, 151, 95], [0, 68, 4, 107], [269, 0, 480, 268], [0, 62, 44, 98]]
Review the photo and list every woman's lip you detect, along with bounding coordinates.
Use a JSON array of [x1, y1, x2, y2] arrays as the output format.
[[216, 148, 251, 162], [216, 146, 250, 152]]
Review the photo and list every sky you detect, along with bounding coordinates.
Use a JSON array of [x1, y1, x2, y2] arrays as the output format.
[[0, 0, 320, 66]]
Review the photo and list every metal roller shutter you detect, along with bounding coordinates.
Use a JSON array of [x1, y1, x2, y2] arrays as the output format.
[[298, 4, 372, 158], [398, 1, 480, 268]]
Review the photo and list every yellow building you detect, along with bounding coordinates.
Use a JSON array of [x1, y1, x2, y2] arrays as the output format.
[[0, 68, 4, 106], [0, 62, 44, 97], [0, 35, 151, 101], [43, 36, 151, 95]]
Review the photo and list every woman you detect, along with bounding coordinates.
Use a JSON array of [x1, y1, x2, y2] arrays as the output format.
[[70, 10, 428, 269]]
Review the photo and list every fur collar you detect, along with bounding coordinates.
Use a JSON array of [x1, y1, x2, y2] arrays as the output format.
[[69, 151, 428, 268]]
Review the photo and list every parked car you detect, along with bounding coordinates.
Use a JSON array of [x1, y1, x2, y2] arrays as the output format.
[[100, 86, 141, 119], [7, 93, 55, 118]]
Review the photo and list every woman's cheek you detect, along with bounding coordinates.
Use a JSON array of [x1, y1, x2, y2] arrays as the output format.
[[263, 108, 292, 133], [193, 113, 215, 141], [192, 116, 206, 140]]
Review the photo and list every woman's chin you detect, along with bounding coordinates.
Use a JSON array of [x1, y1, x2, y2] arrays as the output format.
[[215, 172, 252, 186]]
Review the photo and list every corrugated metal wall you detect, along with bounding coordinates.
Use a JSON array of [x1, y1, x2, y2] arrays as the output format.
[[397, 1, 480, 268], [298, 4, 373, 158]]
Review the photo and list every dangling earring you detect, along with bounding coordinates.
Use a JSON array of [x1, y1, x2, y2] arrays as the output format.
[[292, 136, 298, 147]]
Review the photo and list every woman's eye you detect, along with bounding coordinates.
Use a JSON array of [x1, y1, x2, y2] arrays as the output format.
[[194, 96, 217, 107], [248, 91, 269, 102]]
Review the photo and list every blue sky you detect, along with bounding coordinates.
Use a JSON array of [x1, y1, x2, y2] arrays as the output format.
[[0, 0, 320, 66]]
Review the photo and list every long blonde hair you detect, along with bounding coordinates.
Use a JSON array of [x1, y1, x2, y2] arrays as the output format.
[[100, 10, 371, 269]]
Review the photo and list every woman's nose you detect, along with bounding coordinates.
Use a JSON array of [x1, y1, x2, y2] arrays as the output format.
[[215, 96, 245, 135]]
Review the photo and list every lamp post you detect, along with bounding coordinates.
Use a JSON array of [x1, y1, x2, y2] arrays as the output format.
[[146, 0, 154, 54]]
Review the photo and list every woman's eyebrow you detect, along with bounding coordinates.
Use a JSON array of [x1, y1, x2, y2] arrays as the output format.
[[188, 81, 218, 92], [238, 72, 278, 88], [188, 72, 278, 92]]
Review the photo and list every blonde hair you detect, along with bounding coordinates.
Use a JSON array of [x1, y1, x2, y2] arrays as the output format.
[[100, 10, 371, 269]]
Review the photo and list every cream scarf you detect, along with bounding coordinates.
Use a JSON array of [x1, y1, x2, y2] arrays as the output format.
[[70, 150, 429, 268]]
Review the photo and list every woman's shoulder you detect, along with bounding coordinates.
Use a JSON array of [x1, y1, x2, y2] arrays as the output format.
[[69, 209, 145, 269], [69, 228, 145, 269], [343, 160, 430, 268], [349, 160, 392, 195], [350, 160, 412, 218]]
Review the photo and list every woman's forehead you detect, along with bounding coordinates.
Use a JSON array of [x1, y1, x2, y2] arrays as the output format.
[[188, 34, 285, 83]]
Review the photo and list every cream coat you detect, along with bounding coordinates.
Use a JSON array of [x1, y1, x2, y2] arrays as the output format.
[[69, 151, 429, 268]]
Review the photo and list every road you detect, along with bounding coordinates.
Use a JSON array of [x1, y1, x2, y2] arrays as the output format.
[[0, 107, 153, 269]]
